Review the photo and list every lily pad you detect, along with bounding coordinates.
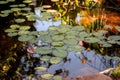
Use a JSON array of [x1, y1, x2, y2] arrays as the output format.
[[1, 10, 12, 14], [102, 43, 112, 47], [18, 31, 29, 35], [19, 26, 30, 30], [52, 35, 64, 41], [15, 18, 25, 23], [52, 50, 68, 58], [34, 66, 47, 72], [10, 4, 18, 7], [108, 35, 120, 41], [50, 57, 62, 64], [23, 0, 32, 3], [79, 31, 89, 38], [84, 37, 100, 43], [11, 8, 21, 11], [39, 35, 52, 43], [51, 0, 59, 2], [104, 25, 112, 29], [10, 24, 20, 29], [18, 4, 26, 7], [72, 26, 85, 32], [40, 56, 51, 61], [41, 73, 53, 80], [0, 1, 8, 4], [55, 46, 68, 50], [51, 42, 64, 47], [42, 5, 51, 9], [22, 7, 31, 11], [63, 39, 78, 45], [48, 26, 57, 31], [65, 35, 76, 39], [5, 29, 17, 33], [26, 14, 39, 21], [68, 45, 85, 51], [116, 26, 120, 32], [35, 47, 52, 54], [39, 31, 48, 35], [7, 0, 15, 2], [7, 32, 18, 37], [53, 75, 62, 80], [18, 35, 33, 41]]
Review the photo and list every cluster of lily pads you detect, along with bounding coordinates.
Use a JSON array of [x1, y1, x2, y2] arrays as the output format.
[[1, 0, 120, 79]]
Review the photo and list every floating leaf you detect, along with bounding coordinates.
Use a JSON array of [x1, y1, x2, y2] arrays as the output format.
[[66, 30, 78, 36], [39, 31, 48, 35], [40, 56, 51, 61], [5, 29, 17, 33], [104, 25, 112, 29], [51, 42, 64, 47], [0, 1, 8, 4], [7, 0, 15, 2], [35, 47, 52, 54], [39, 35, 52, 43], [116, 26, 120, 32], [65, 35, 76, 39], [1, 10, 12, 14], [34, 67, 47, 72], [42, 5, 51, 9], [46, 9, 57, 13], [72, 26, 85, 32], [108, 35, 120, 41], [79, 32, 89, 38], [84, 37, 100, 43], [107, 40, 116, 44], [15, 18, 25, 23], [18, 35, 33, 41], [7, 32, 18, 37], [0, 13, 9, 17], [51, 0, 59, 2], [55, 46, 68, 50], [10, 24, 20, 29], [23, 0, 32, 3], [63, 39, 78, 45], [26, 14, 39, 21], [22, 7, 31, 11], [52, 35, 64, 41], [102, 43, 112, 47], [18, 4, 26, 7], [68, 45, 85, 51], [19, 26, 30, 30], [50, 57, 62, 64], [48, 26, 57, 31], [18, 31, 29, 35], [11, 8, 21, 11], [52, 75, 62, 80], [41, 73, 53, 80], [52, 50, 68, 58], [10, 4, 18, 7]]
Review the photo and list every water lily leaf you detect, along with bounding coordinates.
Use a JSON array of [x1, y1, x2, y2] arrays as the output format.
[[34, 66, 47, 72], [48, 26, 57, 31], [39, 31, 48, 35], [28, 31, 38, 36], [18, 4, 26, 7], [5, 29, 17, 33], [55, 46, 68, 50], [66, 30, 78, 36], [57, 27, 68, 33], [63, 39, 78, 45], [23, 0, 32, 3], [10, 4, 18, 7], [116, 41, 120, 45], [18, 31, 29, 35], [22, 7, 31, 11], [52, 75, 62, 80], [68, 45, 85, 51], [98, 30, 108, 34], [26, 14, 39, 21], [51, 42, 64, 47], [116, 26, 120, 32], [102, 43, 112, 47], [104, 55, 111, 60], [79, 32, 89, 38], [84, 37, 100, 43], [18, 35, 33, 41], [41, 73, 53, 80], [0, 13, 9, 17], [7, 32, 18, 37], [107, 40, 116, 44], [65, 35, 76, 39], [39, 35, 52, 43], [7, 0, 15, 2], [108, 35, 120, 41], [104, 25, 112, 29], [15, 18, 25, 23], [50, 57, 62, 64], [1, 10, 12, 14], [11, 8, 21, 11], [46, 9, 57, 13], [42, 5, 51, 9], [72, 26, 85, 32], [0, 1, 8, 4], [35, 47, 52, 54], [51, 0, 59, 2], [10, 24, 20, 29], [29, 38, 39, 44], [52, 35, 64, 41], [40, 56, 51, 61], [52, 50, 68, 58], [19, 26, 30, 30]]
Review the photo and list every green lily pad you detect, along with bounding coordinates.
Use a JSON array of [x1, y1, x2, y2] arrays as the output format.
[[57, 27, 69, 33], [39, 31, 48, 35], [19, 26, 30, 30], [50, 57, 62, 64], [26, 14, 39, 21], [117, 41, 120, 45], [11, 8, 21, 11], [18, 4, 26, 7], [0, 1, 8, 4], [52, 35, 64, 41], [10, 4, 18, 7], [10, 24, 20, 29], [18, 31, 29, 35], [72, 26, 85, 32], [63, 39, 78, 45], [34, 66, 47, 72], [7, 0, 15, 2], [0, 13, 9, 17], [41, 73, 53, 80], [52, 75, 62, 80], [52, 50, 68, 58], [55, 46, 68, 50], [7, 32, 18, 37], [108, 35, 120, 41], [15, 18, 25, 23], [68, 45, 85, 51], [65, 35, 76, 39], [66, 30, 78, 36], [35, 47, 52, 54], [39, 35, 52, 43], [79, 31, 89, 38], [42, 5, 51, 8], [51, 42, 64, 47], [18, 35, 33, 41], [51, 0, 59, 2], [48, 26, 57, 31], [40, 56, 51, 61], [28, 31, 38, 35], [84, 37, 100, 43], [23, 0, 32, 3], [102, 43, 112, 47], [22, 7, 31, 11], [1, 10, 12, 14], [116, 26, 120, 32], [107, 40, 116, 44], [5, 29, 17, 33], [104, 25, 112, 29]]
